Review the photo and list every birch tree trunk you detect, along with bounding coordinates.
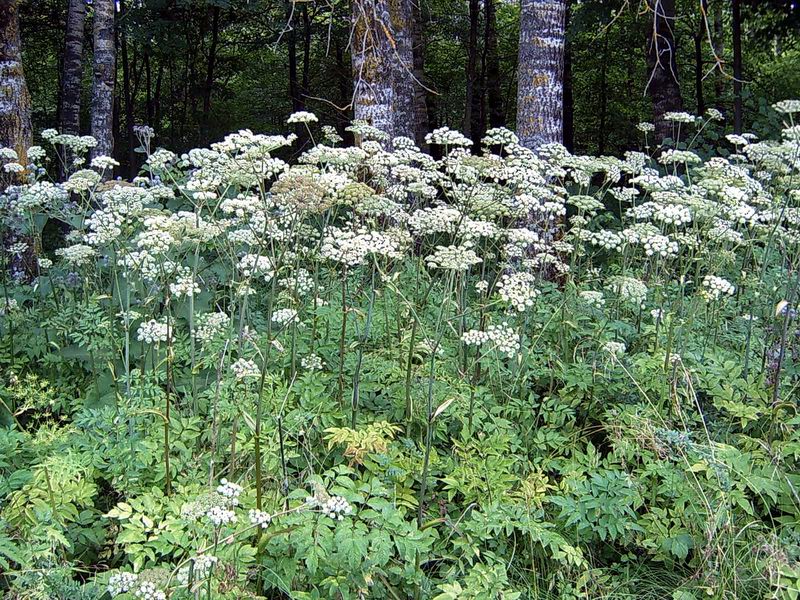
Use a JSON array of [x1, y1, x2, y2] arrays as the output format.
[[392, 0, 416, 141], [645, 0, 683, 144], [0, 0, 32, 168], [60, 0, 85, 138], [352, 0, 396, 140], [351, 0, 416, 144], [516, 0, 566, 151], [90, 0, 115, 159]]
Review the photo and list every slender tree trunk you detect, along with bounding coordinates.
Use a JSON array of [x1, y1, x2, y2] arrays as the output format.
[[694, 23, 705, 115], [120, 2, 136, 178], [0, 0, 32, 170], [90, 0, 116, 159], [60, 0, 85, 138], [201, 5, 220, 143], [712, 0, 724, 108], [731, 0, 742, 133], [301, 4, 311, 101], [516, 0, 567, 150], [411, 1, 429, 147], [484, 0, 502, 128], [645, 0, 683, 144], [597, 33, 608, 155], [464, 0, 480, 140]]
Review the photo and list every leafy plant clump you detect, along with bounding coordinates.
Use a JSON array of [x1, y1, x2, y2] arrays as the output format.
[[1, 106, 800, 599]]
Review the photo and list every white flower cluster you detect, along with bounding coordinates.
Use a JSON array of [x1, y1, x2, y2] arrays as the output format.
[[287, 111, 318, 124], [425, 245, 482, 271], [590, 230, 623, 252], [280, 268, 314, 296], [12, 181, 68, 214], [320, 227, 402, 266], [108, 572, 138, 597], [653, 204, 692, 226], [205, 505, 237, 527], [321, 495, 353, 520], [137, 319, 171, 344], [55, 243, 96, 266], [231, 358, 260, 380], [301, 353, 324, 370], [461, 322, 521, 358], [239, 254, 274, 279], [170, 267, 201, 298], [249, 509, 272, 528], [195, 312, 230, 342], [701, 275, 735, 301], [216, 478, 243, 505], [425, 126, 473, 147], [177, 555, 218, 585], [603, 341, 626, 356], [272, 308, 299, 325], [497, 272, 539, 312], [134, 582, 166, 600], [609, 276, 648, 308], [643, 234, 679, 258], [408, 206, 462, 235], [580, 290, 605, 308]]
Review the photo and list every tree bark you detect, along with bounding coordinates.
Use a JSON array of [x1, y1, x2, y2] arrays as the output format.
[[516, 0, 567, 150], [352, 0, 395, 138], [645, 0, 683, 144], [484, 0, 502, 129], [464, 0, 481, 140], [201, 5, 220, 143], [392, 0, 415, 140], [60, 0, 85, 138], [90, 0, 116, 159], [411, 0, 429, 147], [0, 0, 32, 170], [731, 0, 742, 133], [562, 1, 573, 152]]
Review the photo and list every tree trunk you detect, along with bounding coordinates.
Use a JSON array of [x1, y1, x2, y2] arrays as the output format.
[[645, 0, 683, 144], [562, 1, 573, 152], [516, 0, 567, 150], [464, 0, 481, 140], [597, 33, 608, 155], [120, 1, 136, 178], [90, 0, 115, 159], [694, 24, 705, 116], [351, 0, 416, 143], [411, 0, 429, 147], [712, 0, 724, 108], [288, 2, 302, 112], [0, 0, 32, 170], [484, 0, 502, 129], [60, 0, 85, 138], [201, 5, 220, 143], [731, 0, 742, 133], [392, 0, 415, 140]]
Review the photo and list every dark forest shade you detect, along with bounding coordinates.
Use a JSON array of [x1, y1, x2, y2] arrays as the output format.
[[645, 0, 684, 143]]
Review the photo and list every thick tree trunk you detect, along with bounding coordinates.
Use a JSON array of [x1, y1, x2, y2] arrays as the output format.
[[645, 0, 683, 144], [352, 0, 396, 138], [90, 0, 116, 159], [731, 0, 742, 133], [516, 0, 566, 150], [0, 0, 32, 169], [60, 0, 85, 138], [484, 0, 502, 129]]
